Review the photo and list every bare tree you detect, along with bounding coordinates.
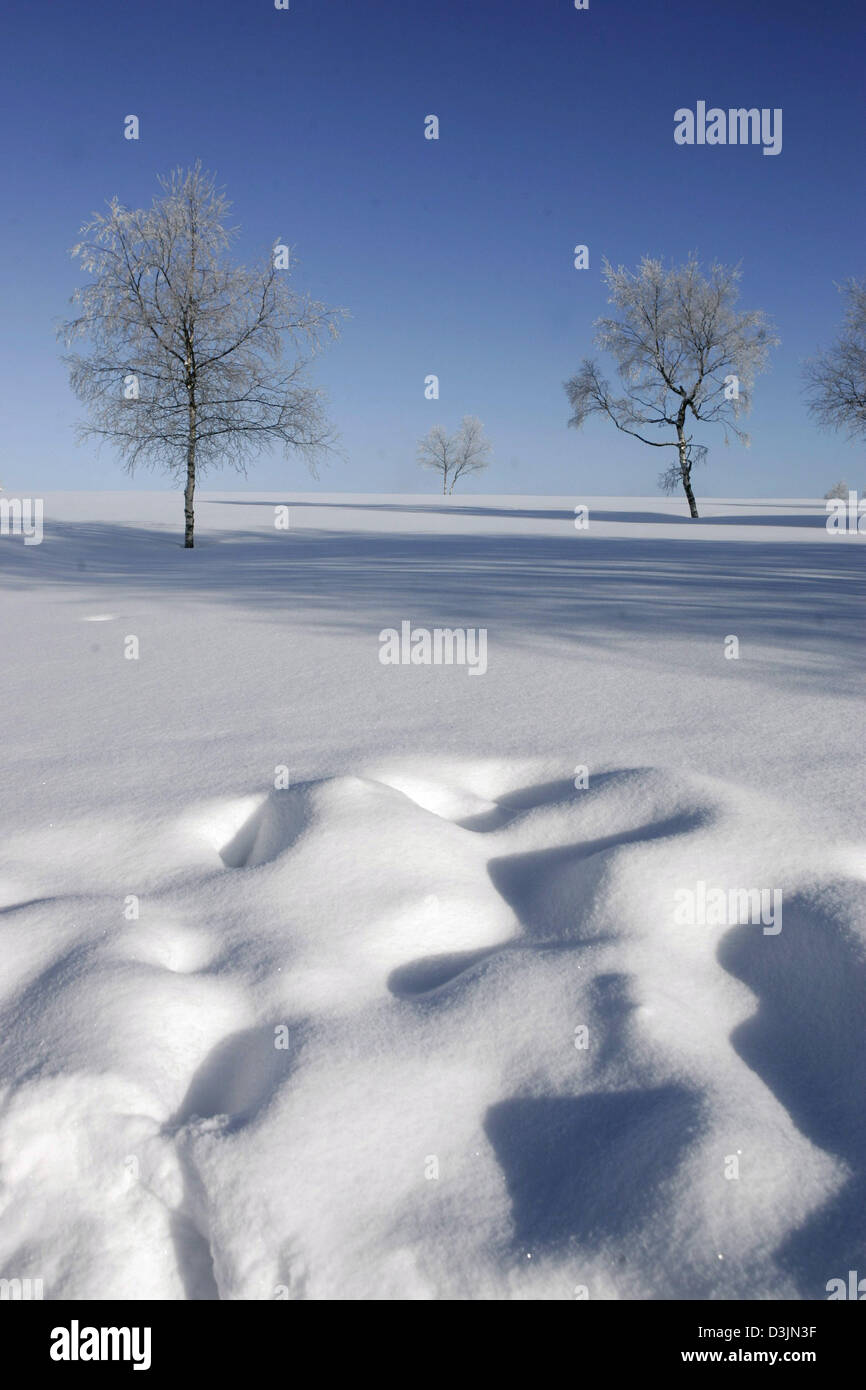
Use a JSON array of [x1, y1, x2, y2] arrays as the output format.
[[60, 163, 345, 547], [803, 278, 866, 442], [416, 424, 456, 494], [450, 416, 492, 493], [416, 416, 492, 493], [564, 256, 778, 517]]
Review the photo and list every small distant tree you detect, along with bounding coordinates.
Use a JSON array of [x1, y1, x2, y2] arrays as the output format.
[[60, 163, 345, 547], [417, 416, 492, 493], [803, 279, 866, 444], [416, 424, 455, 493], [824, 480, 849, 500], [564, 256, 778, 518], [451, 416, 492, 492]]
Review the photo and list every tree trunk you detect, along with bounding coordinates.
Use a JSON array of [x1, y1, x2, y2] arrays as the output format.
[[677, 428, 699, 519], [184, 397, 197, 548], [681, 464, 699, 519]]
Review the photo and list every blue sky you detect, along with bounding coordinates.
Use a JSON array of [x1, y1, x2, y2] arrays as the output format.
[[1, 0, 863, 496]]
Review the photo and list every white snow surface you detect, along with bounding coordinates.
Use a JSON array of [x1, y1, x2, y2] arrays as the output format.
[[0, 491, 864, 1300]]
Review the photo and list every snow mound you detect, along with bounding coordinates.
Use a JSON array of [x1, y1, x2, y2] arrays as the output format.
[[2, 758, 863, 1299]]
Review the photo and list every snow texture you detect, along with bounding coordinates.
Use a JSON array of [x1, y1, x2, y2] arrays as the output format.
[[0, 492, 863, 1300]]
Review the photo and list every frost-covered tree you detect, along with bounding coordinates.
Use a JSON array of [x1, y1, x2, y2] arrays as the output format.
[[60, 163, 344, 547], [803, 279, 866, 443], [450, 416, 492, 492], [823, 480, 849, 500], [416, 424, 455, 493], [564, 256, 778, 518], [417, 416, 492, 493]]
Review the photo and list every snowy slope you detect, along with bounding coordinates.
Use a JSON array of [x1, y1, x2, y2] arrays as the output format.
[[0, 492, 864, 1300]]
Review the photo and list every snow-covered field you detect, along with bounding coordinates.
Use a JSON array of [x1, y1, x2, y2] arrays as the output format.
[[1, 491, 864, 1301]]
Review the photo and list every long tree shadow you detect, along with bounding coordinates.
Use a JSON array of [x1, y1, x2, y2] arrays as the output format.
[[1, 519, 862, 689], [207, 498, 828, 528], [717, 885, 866, 1298]]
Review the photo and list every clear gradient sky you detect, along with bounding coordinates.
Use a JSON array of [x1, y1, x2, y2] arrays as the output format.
[[1, 0, 864, 496]]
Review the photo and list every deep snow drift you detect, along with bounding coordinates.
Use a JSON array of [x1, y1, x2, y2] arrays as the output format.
[[0, 491, 864, 1300]]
